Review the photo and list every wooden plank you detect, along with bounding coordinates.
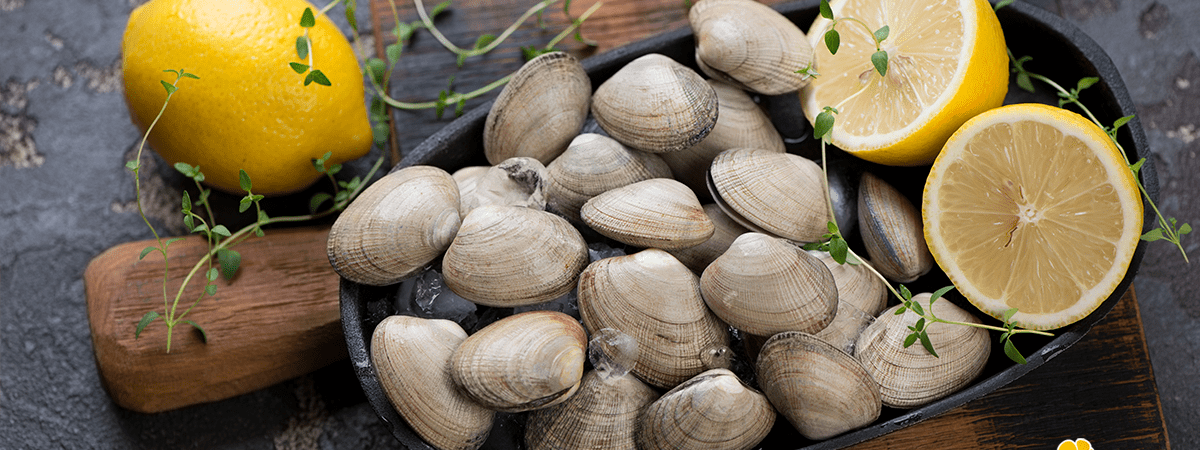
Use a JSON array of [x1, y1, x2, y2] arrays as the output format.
[[84, 226, 344, 413]]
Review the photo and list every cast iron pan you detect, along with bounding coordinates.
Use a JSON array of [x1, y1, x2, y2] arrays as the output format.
[[340, 1, 1158, 448]]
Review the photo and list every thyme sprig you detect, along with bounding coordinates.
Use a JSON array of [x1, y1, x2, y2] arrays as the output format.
[[1009, 50, 1191, 263]]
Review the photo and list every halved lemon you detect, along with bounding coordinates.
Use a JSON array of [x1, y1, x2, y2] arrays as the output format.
[[923, 103, 1143, 330], [800, 0, 1008, 166]]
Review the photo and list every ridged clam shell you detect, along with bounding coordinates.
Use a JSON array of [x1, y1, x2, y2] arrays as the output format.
[[458, 157, 548, 218], [855, 293, 991, 408], [484, 51, 591, 165], [372, 316, 494, 450], [591, 53, 718, 153], [578, 249, 730, 388], [857, 171, 934, 283], [637, 368, 775, 450], [524, 371, 657, 450], [661, 79, 785, 196], [689, 0, 813, 95], [667, 203, 750, 274], [546, 133, 672, 223], [451, 311, 588, 412], [700, 232, 837, 336], [708, 148, 830, 243], [580, 178, 715, 250], [809, 250, 889, 316], [756, 331, 882, 440], [443, 205, 588, 307], [327, 165, 460, 286]]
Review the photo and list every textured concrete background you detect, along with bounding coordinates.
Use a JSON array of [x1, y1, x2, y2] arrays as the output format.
[[1, 0, 1195, 449]]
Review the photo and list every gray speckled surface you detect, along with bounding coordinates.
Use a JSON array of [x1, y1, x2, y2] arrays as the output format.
[[1, 0, 1196, 449]]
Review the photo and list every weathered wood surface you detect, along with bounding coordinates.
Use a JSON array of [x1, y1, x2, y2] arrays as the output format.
[[368, 0, 1171, 448], [85, 226, 344, 413]]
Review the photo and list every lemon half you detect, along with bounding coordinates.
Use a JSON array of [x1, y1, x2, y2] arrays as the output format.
[[923, 103, 1143, 330], [800, 0, 1008, 166]]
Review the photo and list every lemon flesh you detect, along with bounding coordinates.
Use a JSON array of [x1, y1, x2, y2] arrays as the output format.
[[801, 0, 1008, 166], [923, 104, 1143, 330], [122, 0, 373, 196]]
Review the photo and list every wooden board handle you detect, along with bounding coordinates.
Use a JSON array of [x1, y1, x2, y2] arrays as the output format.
[[85, 226, 345, 413]]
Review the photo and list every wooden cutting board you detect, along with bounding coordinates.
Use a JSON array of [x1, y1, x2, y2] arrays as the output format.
[[85, 225, 344, 413]]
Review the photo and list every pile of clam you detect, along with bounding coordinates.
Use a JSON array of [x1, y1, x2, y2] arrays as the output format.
[[328, 1, 994, 448]]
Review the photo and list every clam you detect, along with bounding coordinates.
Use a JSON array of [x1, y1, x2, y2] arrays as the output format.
[[578, 249, 730, 388], [707, 148, 830, 243], [484, 51, 591, 165], [667, 203, 750, 274], [457, 157, 549, 218], [580, 178, 715, 250], [546, 133, 672, 223], [442, 205, 588, 307], [372, 316, 494, 450], [756, 331, 882, 440], [689, 0, 814, 95], [660, 79, 785, 196], [857, 171, 934, 283], [855, 293, 991, 408], [524, 370, 658, 450], [450, 311, 588, 412], [637, 368, 775, 450], [591, 53, 718, 153], [813, 301, 876, 356], [700, 232, 837, 337], [327, 165, 460, 286]]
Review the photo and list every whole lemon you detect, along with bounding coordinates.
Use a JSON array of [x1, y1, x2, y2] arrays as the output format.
[[122, 0, 373, 196]]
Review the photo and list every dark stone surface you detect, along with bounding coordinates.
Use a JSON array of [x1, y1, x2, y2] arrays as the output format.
[[1, 1, 1196, 449]]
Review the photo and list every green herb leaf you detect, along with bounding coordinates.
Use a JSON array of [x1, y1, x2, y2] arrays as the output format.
[[824, 29, 840, 55], [295, 36, 309, 60], [431, 0, 451, 17], [181, 190, 192, 213], [1003, 338, 1027, 364], [185, 320, 209, 343], [1016, 72, 1035, 93], [183, 215, 195, 231], [1113, 114, 1134, 130], [1130, 157, 1146, 176], [211, 225, 231, 238], [819, 0, 833, 19], [903, 332, 918, 348], [239, 170, 253, 191], [1141, 228, 1165, 242], [307, 70, 331, 86], [160, 80, 177, 95], [455, 97, 466, 117], [192, 223, 209, 234], [930, 285, 955, 303], [309, 192, 333, 213], [830, 237, 849, 264], [344, 0, 358, 31], [181, 71, 200, 80], [217, 248, 241, 280], [995, 0, 1014, 10], [895, 306, 907, 315], [871, 50, 888, 76], [873, 25, 889, 43], [135, 311, 160, 338], [258, 210, 269, 224], [205, 284, 218, 296], [918, 332, 939, 357], [473, 34, 496, 50], [313, 151, 331, 172], [914, 317, 926, 332], [1076, 77, 1099, 91], [300, 7, 316, 28], [899, 284, 913, 301], [1002, 307, 1019, 323], [139, 246, 157, 260], [1179, 223, 1192, 235], [126, 160, 139, 171], [239, 197, 254, 213], [909, 300, 925, 316], [372, 122, 390, 146], [366, 58, 386, 84], [814, 109, 836, 140], [289, 62, 309, 74], [206, 267, 219, 282], [386, 43, 403, 65]]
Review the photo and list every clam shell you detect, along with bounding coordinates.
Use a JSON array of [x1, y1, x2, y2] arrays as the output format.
[[451, 311, 588, 412], [578, 249, 730, 388], [443, 205, 588, 307], [667, 203, 750, 274], [458, 157, 549, 218], [484, 51, 591, 165], [591, 53, 718, 153], [689, 0, 814, 95], [660, 79, 785, 196], [372, 316, 494, 450], [708, 148, 830, 243], [580, 178, 715, 250], [700, 232, 837, 336], [809, 250, 888, 316], [855, 293, 992, 408], [546, 133, 672, 223], [327, 165, 460, 286], [857, 171, 934, 283], [637, 368, 775, 450], [524, 371, 657, 450], [756, 331, 882, 440]]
